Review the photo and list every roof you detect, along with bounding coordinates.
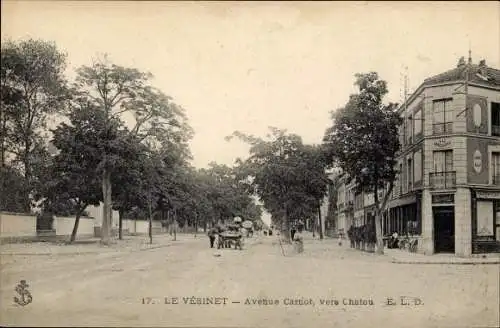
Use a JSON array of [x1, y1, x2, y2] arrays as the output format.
[[423, 58, 500, 88], [399, 57, 500, 113]]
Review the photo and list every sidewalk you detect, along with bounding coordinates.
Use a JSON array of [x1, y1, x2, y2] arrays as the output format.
[[386, 248, 500, 265], [277, 233, 500, 265], [0, 233, 184, 256]]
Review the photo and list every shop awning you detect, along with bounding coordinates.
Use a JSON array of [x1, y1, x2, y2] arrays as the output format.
[[388, 194, 417, 208]]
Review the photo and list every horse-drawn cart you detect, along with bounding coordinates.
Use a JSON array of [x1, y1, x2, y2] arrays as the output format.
[[217, 229, 243, 250]]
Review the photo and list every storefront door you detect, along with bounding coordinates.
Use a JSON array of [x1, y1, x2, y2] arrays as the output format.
[[433, 206, 455, 253]]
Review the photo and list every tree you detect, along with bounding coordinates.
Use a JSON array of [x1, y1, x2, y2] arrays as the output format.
[[75, 56, 193, 244], [45, 104, 108, 243], [323, 72, 402, 254], [297, 144, 330, 239], [74, 57, 150, 244], [1, 39, 69, 211], [111, 136, 148, 240], [0, 166, 26, 212], [228, 127, 329, 242]]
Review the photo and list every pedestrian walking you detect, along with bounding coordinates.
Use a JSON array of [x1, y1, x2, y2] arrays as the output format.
[[290, 225, 296, 241], [293, 222, 304, 253], [208, 227, 217, 248]]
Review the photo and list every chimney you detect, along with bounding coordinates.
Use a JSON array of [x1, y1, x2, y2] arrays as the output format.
[[478, 59, 488, 78], [457, 56, 466, 67]]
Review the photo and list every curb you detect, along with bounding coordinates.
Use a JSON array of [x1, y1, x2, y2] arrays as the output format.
[[0, 242, 176, 256], [0, 251, 101, 256], [137, 243, 175, 251], [391, 258, 500, 265]]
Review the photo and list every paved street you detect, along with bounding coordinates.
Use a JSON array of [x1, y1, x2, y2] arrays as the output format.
[[1, 234, 498, 328]]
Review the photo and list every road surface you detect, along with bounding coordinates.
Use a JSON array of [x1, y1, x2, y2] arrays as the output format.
[[1, 234, 498, 327]]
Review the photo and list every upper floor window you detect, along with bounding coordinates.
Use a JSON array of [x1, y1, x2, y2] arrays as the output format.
[[492, 152, 500, 185], [407, 156, 413, 191], [492, 102, 500, 136], [406, 115, 413, 144], [430, 150, 456, 189], [398, 125, 404, 149], [414, 150, 422, 184], [433, 98, 453, 135], [354, 193, 363, 210], [399, 163, 403, 195], [414, 109, 422, 137]]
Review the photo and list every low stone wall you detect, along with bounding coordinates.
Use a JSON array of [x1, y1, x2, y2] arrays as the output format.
[[53, 216, 95, 238], [0, 212, 97, 244], [0, 212, 37, 238]]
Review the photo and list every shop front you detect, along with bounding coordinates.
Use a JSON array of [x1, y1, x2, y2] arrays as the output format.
[[384, 191, 422, 237], [471, 189, 500, 253]]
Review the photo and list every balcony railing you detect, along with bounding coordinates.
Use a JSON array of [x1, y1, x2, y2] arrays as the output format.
[[492, 125, 500, 136], [432, 122, 453, 135], [429, 171, 456, 189], [493, 175, 500, 186]]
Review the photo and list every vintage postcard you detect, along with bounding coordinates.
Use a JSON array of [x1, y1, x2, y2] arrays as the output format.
[[1, 1, 499, 327]]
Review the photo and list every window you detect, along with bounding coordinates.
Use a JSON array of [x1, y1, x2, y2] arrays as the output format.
[[407, 157, 413, 191], [477, 201, 494, 237], [431, 150, 455, 189], [495, 201, 500, 242], [414, 150, 422, 183], [492, 152, 500, 185], [398, 125, 405, 149], [354, 193, 363, 210], [433, 99, 453, 134], [399, 163, 403, 194], [492, 102, 500, 136], [433, 150, 453, 172], [414, 109, 422, 137], [406, 115, 413, 144]]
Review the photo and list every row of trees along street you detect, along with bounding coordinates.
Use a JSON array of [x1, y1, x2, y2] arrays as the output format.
[[0, 39, 263, 244], [1, 39, 403, 254]]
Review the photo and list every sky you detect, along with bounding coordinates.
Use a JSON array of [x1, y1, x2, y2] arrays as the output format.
[[2, 1, 499, 224]]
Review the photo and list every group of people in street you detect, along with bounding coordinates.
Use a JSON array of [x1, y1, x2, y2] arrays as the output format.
[[207, 218, 306, 254]]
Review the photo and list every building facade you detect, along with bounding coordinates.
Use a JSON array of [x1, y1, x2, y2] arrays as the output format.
[[327, 56, 500, 256]]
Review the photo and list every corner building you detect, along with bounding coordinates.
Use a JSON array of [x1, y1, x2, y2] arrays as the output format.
[[385, 56, 500, 256]]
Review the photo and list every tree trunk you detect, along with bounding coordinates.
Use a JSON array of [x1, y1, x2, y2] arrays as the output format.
[[148, 192, 153, 244], [118, 208, 124, 240], [374, 209, 384, 254], [0, 105, 5, 168], [173, 220, 177, 241], [282, 207, 291, 243], [22, 138, 31, 212], [70, 207, 84, 243], [194, 213, 198, 237], [318, 201, 324, 240], [373, 182, 394, 255], [101, 169, 111, 245], [172, 209, 177, 241]]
